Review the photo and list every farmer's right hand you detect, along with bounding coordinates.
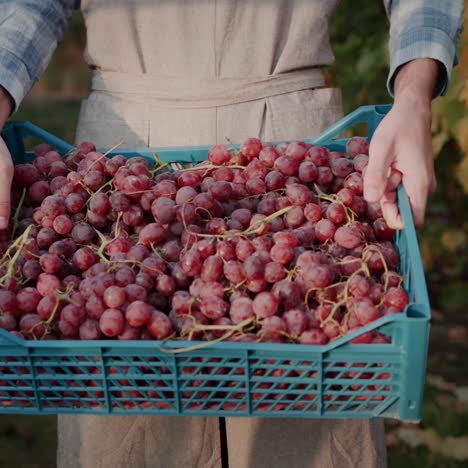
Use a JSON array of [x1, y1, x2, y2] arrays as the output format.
[[0, 137, 13, 230], [0, 86, 14, 230]]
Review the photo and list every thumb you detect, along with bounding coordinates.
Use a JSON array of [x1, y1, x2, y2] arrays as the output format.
[[0, 138, 13, 230], [364, 133, 394, 203]]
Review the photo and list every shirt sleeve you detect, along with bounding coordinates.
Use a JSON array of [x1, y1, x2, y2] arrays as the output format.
[[384, 0, 464, 98], [0, 0, 78, 111]]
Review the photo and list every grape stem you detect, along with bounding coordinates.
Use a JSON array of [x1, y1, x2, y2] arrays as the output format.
[[11, 188, 26, 239], [159, 317, 254, 354], [313, 183, 356, 224], [0, 225, 33, 287]]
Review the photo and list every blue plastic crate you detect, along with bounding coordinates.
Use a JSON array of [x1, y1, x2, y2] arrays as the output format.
[[0, 105, 430, 421]]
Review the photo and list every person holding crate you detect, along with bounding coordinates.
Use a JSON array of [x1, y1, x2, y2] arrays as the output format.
[[0, 1, 463, 467]]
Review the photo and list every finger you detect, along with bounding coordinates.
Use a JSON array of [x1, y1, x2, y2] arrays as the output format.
[[403, 176, 429, 227], [0, 139, 13, 230], [380, 191, 403, 230], [0, 184, 11, 230], [385, 168, 402, 192], [364, 132, 394, 203]]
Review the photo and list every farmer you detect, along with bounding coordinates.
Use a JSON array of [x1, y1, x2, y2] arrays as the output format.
[[0, 1, 463, 467]]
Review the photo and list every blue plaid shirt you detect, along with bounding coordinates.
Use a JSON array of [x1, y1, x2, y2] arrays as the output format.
[[0, 0, 464, 111]]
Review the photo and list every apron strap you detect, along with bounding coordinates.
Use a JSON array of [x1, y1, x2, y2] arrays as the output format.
[[91, 69, 325, 108]]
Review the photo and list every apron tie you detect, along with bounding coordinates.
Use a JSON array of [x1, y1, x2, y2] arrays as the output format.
[[91, 69, 325, 108]]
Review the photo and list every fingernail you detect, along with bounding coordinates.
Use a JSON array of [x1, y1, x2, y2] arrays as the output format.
[[0, 217, 8, 230]]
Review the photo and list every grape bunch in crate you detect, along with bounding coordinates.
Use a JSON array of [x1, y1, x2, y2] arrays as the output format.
[[0, 135, 409, 345]]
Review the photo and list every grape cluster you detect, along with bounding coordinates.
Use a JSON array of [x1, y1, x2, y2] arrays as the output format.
[[0, 136, 408, 346]]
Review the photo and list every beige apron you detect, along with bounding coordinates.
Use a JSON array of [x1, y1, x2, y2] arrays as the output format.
[[59, 1, 386, 467]]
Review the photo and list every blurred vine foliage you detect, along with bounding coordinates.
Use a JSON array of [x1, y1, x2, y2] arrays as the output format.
[[431, 7, 468, 194], [329, 2, 390, 111]]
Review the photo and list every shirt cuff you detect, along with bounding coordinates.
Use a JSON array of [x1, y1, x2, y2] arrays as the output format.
[[387, 26, 456, 99], [0, 47, 35, 113]]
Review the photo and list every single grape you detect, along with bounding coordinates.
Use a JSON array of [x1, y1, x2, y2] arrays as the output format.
[[100, 309, 125, 337], [138, 223, 168, 247], [331, 158, 354, 178], [0, 314, 16, 331], [124, 284, 148, 303], [259, 146, 279, 167], [151, 197, 176, 224], [0, 290, 16, 313], [346, 136, 369, 157], [223, 260, 245, 284], [29, 181, 50, 204], [264, 262, 286, 283], [103, 286, 126, 309], [20, 313, 46, 339], [235, 239, 255, 262], [283, 309, 308, 337], [271, 280, 301, 308], [265, 171, 286, 190], [252, 291, 279, 319], [109, 191, 131, 212], [208, 144, 231, 165], [285, 141, 308, 162], [14, 163, 40, 186], [229, 297, 255, 324], [274, 156, 299, 176], [199, 281, 225, 300], [316, 166, 333, 186], [348, 274, 371, 298], [306, 146, 329, 166], [85, 295, 106, 320], [115, 266, 137, 287], [200, 297, 228, 320], [334, 225, 361, 249], [71, 222, 96, 244], [41, 195, 66, 218], [241, 137, 262, 160], [118, 323, 141, 340], [373, 218, 394, 241], [354, 297, 381, 325], [301, 264, 333, 289], [37, 273, 61, 297], [261, 316, 287, 341], [53, 214, 73, 235], [126, 301, 153, 327], [147, 310, 173, 339], [326, 203, 346, 224], [155, 275, 176, 296], [22, 259, 42, 281], [79, 318, 102, 340], [270, 244, 294, 265], [39, 253, 62, 274], [299, 329, 328, 345], [314, 219, 336, 242], [284, 206, 305, 229], [65, 193, 86, 214], [61, 304, 86, 327], [383, 287, 409, 311], [200, 255, 224, 282]]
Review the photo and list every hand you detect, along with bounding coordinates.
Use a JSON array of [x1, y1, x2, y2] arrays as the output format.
[[0, 137, 14, 230], [363, 100, 435, 228], [363, 59, 438, 228], [0, 86, 14, 230]]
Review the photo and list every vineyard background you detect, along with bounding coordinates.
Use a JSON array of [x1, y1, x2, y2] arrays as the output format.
[[1, 2, 467, 467]]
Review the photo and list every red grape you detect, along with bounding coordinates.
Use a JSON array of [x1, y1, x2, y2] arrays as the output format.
[[100, 309, 125, 337]]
